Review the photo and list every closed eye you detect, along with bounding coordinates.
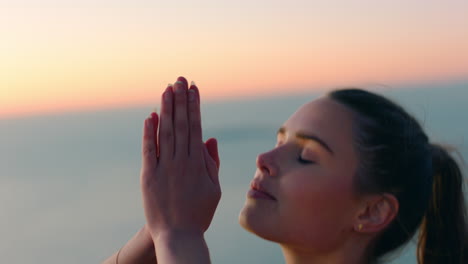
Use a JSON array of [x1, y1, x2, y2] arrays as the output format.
[[298, 156, 314, 164]]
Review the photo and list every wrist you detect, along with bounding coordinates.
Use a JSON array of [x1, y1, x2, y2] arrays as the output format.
[[140, 224, 154, 246], [115, 225, 156, 264], [152, 229, 209, 263], [153, 228, 205, 244]]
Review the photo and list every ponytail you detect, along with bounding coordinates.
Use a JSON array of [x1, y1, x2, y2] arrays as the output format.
[[418, 143, 468, 264]]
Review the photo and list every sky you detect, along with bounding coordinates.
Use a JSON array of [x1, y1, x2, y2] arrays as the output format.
[[1, 0, 467, 119]]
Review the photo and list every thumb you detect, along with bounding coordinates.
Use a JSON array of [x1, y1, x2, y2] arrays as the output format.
[[204, 138, 220, 169]]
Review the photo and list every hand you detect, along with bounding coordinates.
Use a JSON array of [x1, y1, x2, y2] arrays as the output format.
[[140, 77, 221, 240]]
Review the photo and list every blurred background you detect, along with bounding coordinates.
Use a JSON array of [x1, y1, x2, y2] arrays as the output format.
[[0, 0, 467, 263]]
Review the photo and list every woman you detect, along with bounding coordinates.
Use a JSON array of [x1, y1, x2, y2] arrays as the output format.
[[103, 76, 467, 264]]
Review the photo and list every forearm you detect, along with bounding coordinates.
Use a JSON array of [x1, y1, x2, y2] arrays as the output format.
[[102, 225, 157, 264], [154, 230, 211, 264]]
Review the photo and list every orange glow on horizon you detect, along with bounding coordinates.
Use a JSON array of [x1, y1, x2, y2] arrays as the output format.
[[1, 3, 467, 119]]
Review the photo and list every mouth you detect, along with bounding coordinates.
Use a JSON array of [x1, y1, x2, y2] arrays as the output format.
[[248, 181, 277, 201]]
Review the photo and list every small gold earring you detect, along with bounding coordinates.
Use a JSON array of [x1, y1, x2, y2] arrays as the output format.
[[358, 224, 363, 231]]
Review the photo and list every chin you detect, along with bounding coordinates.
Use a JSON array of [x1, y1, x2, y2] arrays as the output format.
[[238, 204, 255, 233], [238, 201, 280, 243]]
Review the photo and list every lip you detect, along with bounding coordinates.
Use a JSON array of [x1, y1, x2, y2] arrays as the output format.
[[248, 180, 277, 201]]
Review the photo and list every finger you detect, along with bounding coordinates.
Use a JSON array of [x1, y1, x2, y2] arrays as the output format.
[[151, 112, 159, 159], [188, 84, 203, 156], [205, 138, 220, 169], [173, 76, 189, 159], [141, 115, 157, 175], [158, 85, 174, 161], [203, 141, 220, 186], [190, 81, 200, 103], [176, 75, 188, 90]]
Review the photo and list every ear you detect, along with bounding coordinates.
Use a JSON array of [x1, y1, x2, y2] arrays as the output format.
[[354, 193, 399, 233]]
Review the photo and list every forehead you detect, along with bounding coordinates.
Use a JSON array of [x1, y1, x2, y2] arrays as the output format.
[[282, 96, 356, 155]]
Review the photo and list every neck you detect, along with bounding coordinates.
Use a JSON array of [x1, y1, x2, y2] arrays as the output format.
[[280, 238, 370, 264]]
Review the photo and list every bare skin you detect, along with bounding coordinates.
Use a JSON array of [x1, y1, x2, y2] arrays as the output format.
[[239, 96, 398, 264], [103, 82, 398, 264], [140, 77, 221, 263], [101, 224, 155, 264], [102, 76, 220, 264]]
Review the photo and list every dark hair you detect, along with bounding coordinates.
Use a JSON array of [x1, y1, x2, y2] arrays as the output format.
[[327, 88, 467, 264]]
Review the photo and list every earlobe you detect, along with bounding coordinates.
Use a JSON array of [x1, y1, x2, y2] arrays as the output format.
[[355, 194, 399, 233]]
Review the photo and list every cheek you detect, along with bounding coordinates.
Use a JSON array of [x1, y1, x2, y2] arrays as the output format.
[[278, 169, 356, 247], [283, 169, 352, 211]]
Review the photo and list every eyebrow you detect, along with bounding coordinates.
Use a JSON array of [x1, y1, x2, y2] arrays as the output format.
[[277, 126, 335, 156]]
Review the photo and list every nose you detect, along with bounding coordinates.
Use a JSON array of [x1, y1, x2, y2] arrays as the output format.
[[256, 150, 277, 177]]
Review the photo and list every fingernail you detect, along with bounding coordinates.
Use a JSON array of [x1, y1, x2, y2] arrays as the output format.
[[191, 81, 196, 87], [167, 83, 173, 88], [188, 89, 195, 101], [174, 81, 185, 93]]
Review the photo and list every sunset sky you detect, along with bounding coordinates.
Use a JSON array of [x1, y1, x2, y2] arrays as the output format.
[[1, 0, 467, 119]]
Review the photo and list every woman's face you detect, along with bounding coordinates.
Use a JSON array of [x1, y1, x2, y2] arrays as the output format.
[[239, 96, 361, 252]]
